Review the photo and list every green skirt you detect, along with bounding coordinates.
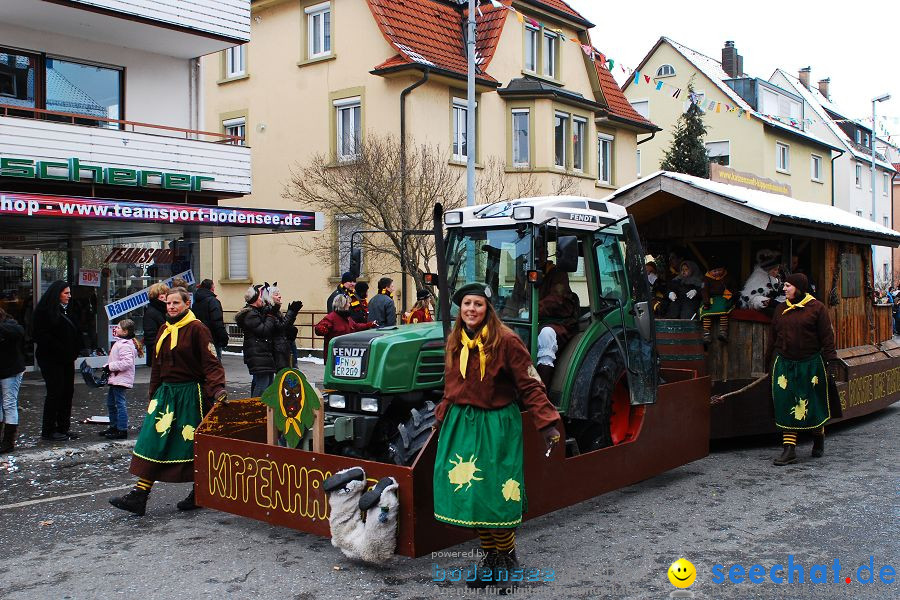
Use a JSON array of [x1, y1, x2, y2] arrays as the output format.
[[130, 381, 203, 482], [771, 354, 830, 430], [433, 403, 524, 529], [699, 295, 734, 318]]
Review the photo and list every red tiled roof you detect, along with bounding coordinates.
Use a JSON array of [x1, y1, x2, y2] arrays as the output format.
[[593, 53, 656, 128], [529, 0, 590, 23], [367, 0, 508, 82]]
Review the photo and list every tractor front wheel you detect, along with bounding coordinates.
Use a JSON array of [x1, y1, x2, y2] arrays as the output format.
[[570, 348, 629, 452]]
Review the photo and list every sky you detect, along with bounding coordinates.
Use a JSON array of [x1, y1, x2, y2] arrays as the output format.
[[567, 0, 900, 142]]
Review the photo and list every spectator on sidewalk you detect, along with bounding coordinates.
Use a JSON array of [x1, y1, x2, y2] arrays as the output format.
[[351, 281, 370, 323], [33, 281, 83, 442], [263, 284, 302, 371], [327, 272, 357, 313], [235, 283, 278, 397], [368, 277, 397, 327], [192, 279, 229, 360], [404, 289, 434, 324], [315, 294, 377, 353], [142, 282, 170, 368], [101, 319, 143, 440], [0, 307, 26, 454]]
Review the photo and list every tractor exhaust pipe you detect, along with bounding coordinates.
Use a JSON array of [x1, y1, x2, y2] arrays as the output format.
[[433, 203, 452, 340]]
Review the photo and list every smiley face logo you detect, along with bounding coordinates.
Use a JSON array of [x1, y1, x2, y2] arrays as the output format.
[[667, 558, 696, 588]]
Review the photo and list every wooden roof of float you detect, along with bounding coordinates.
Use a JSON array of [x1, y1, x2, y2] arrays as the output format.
[[604, 171, 900, 248]]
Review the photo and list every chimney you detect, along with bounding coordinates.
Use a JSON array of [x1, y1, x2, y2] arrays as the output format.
[[722, 41, 740, 78], [817, 78, 831, 100], [798, 66, 811, 89]]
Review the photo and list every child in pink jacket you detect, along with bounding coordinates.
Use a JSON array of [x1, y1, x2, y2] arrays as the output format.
[[102, 319, 144, 439]]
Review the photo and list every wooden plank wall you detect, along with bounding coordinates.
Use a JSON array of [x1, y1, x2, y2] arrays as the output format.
[[874, 305, 894, 344], [824, 242, 875, 348], [706, 319, 770, 382]]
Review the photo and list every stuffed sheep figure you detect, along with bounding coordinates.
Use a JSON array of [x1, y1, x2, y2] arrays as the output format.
[[323, 467, 399, 564], [739, 249, 785, 311]]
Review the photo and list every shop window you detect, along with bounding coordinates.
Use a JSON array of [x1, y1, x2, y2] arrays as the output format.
[[227, 236, 249, 281], [306, 2, 332, 59], [511, 109, 530, 167], [334, 96, 361, 161], [0, 49, 37, 110], [224, 45, 246, 78], [223, 117, 246, 146], [841, 253, 861, 298], [811, 154, 822, 182], [45, 57, 121, 124], [706, 141, 730, 166], [598, 134, 613, 184]]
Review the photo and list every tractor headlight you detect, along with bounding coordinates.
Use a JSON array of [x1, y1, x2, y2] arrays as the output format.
[[360, 397, 379, 413], [444, 211, 463, 225], [327, 394, 346, 409], [512, 206, 534, 220]]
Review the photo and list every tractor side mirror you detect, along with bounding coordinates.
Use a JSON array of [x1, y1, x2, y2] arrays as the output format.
[[633, 301, 653, 341], [349, 247, 362, 279], [556, 236, 579, 272]]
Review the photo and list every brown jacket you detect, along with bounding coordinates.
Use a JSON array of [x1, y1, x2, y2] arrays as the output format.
[[701, 271, 732, 306], [435, 327, 560, 431], [150, 318, 226, 403], [538, 266, 579, 346], [765, 298, 837, 368]]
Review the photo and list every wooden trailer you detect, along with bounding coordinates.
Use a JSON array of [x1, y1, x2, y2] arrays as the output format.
[[608, 171, 900, 438]]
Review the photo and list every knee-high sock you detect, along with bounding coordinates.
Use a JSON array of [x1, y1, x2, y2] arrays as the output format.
[[701, 316, 712, 334], [718, 315, 729, 334], [782, 431, 797, 446], [477, 529, 495, 552], [492, 529, 516, 553], [135, 478, 154, 492]]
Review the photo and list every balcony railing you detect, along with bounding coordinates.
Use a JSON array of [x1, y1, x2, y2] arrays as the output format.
[[0, 104, 243, 145]]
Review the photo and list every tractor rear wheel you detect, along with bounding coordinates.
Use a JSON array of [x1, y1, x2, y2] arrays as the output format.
[[387, 401, 437, 465], [572, 348, 628, 452]]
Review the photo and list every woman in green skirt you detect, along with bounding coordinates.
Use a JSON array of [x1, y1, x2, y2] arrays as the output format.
[[433, 283, 561, 591], [766, 273, 836, 466], [110, 287, 226, 515]]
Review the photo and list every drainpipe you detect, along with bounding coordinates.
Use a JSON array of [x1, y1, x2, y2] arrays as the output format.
[[637, 131, 657, 145], [830, 147, 844, 206], [399, 69, 429, 311]]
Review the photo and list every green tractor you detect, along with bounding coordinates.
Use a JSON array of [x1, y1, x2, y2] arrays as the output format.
[[322, 196, 659, 464]]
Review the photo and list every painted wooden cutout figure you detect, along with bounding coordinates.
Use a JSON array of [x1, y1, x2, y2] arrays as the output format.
[[259, 368, 321, 448]]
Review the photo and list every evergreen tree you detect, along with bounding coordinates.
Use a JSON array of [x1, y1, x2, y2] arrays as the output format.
[[660, 84, 710, 178]]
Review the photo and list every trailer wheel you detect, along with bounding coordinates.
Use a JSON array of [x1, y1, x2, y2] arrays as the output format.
[[573, 348, 628, 452], [387, 401, 437, 466]]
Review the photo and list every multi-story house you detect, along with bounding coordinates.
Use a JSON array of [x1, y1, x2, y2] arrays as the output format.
[[769, 69, 898, 283], [623, 38, 840, 206], [202, 0, 657, 319], [0, 0, 252, 363]]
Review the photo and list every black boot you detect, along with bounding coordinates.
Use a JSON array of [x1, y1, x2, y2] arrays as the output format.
[[773, 444, 797, 466], [0, 424, 16, 453], [98, 426, 116, 437], [177, 488, 200, 511], [811, 434, 824, 458], [467, 550, 497, 589], [495, 549, 520, 595], [104, 428, 128, 440], [109, 488, 149, 516]]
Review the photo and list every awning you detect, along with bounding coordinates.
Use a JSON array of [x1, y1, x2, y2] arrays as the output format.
[[603, 171, 900, 247], [0, 191, 323, 249]]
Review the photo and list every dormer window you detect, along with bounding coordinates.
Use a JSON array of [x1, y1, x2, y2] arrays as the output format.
[[855, 130, 861, 144], [863, 133, 870, 147], [656, 64, 676, 78]]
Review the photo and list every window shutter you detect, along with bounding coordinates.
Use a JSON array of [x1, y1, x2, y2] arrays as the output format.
[[228, 236, 248, 280]]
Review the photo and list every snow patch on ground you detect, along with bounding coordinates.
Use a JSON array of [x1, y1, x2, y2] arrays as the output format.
[[298, 355, 324, 365]]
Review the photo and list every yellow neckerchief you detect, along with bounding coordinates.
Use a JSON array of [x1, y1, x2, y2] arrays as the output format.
[[379, 289, 393, 298], [782, 293, 815, 315], [155, 310, 197, 355], [459, 325, 488, 380], [705, 270, 727, 280]]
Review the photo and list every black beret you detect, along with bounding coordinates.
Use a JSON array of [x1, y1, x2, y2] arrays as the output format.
[[452, 283, 492, 306]]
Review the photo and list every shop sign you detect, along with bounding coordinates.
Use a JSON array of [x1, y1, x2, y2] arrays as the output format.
[[78, 268, 101, 287], [0, 157, 214, 192], [710, 164, 792, 197], [0, 193, 321, 231], [105, 269, 194, 320], [104, 247, 175, 265]]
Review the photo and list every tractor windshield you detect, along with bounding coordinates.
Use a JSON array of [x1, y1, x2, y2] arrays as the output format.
[[445, 226, 533, 322]]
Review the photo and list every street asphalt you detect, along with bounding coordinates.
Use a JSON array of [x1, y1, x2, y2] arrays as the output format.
[[0, 356, 897, 599]]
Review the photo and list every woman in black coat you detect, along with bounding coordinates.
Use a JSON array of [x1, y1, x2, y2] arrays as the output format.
[[142, 282, 170, 367], [33, 280, 83, 441]]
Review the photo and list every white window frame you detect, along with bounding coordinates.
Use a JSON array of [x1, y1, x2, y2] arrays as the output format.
[[855, 163, 863, 188], [553, 111, 569, 169], [223, 116, 246, 146], [810, 154, 822, 182], [630, 100, 649, 120], [884, 172, 889, 196], [334, 96, 361, 161], [572, 117, 587, 173], [511, 109, 530, 167], [655, 64, 676, 78], [598, 133, 613, 185], [855, 130, 861, 144], [636, 148, 641, 177], [452, 97, 474, 162], [884, 216, 889, 228], [776, 142, 790, 173], [306, 2, 332, 59], [543, 31, 558, 79], [227, 236, 249, 280], [225, 45, 245, 78], [705, 140, 730, 166], [524, 25, 538, 73], [863, 133, 870, 148]]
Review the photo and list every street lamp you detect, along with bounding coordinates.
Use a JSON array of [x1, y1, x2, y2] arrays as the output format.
[[872, 93, 890, 286]]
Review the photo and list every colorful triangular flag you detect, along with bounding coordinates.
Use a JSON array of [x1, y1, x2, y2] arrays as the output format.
[[644, 74, 651, 84], [655, 81, 664, 91]]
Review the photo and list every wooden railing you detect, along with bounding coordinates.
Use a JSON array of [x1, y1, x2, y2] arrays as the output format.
[[0, 104, 243, 144]]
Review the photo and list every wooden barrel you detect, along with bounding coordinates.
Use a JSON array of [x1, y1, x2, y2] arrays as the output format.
[[655, 319, 707, 377]]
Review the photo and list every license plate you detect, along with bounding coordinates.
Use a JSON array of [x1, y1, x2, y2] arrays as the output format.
[[333, 355, 362, 378]]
